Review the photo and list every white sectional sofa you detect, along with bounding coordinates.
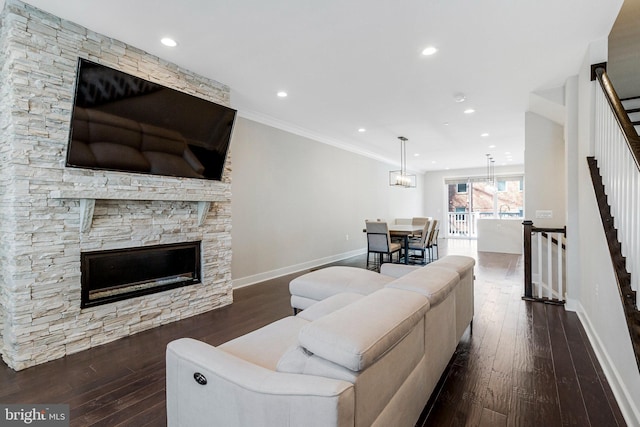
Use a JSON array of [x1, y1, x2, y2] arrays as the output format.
[[166, 255, 475, 427]]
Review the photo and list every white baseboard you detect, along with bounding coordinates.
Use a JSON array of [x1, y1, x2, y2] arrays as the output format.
[[232, 248, 367, 289], [564, 297, 579, 312], [575, 303, 640, 426]]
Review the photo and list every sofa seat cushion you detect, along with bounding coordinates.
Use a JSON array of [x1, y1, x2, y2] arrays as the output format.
[[219, 316, 309, 370], [386, 266, 459, 307], [298, 288, 429, 372], [297, 293, 364, 322], [290, 266, 394, 303]]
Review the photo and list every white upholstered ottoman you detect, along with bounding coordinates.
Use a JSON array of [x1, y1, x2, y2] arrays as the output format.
[[289, 266, 395, 311]]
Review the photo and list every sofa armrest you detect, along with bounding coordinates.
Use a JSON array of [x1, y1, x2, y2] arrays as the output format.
[[166, 338, 354, 427], [379, 263, 420, 278]]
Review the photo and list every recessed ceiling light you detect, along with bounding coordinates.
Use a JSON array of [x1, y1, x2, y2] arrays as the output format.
[[481, 133, 489, 137], [464, 108, 475, 114], [358, 128, 366, 133], [431, 160, 437, 164], [277, 91, 288, 98], [160, 37, 177, 47], [489, 144, 496, 148], [421, 46, 438, 56], [414, 153, 420, 157], [445, 167, 450, 170]]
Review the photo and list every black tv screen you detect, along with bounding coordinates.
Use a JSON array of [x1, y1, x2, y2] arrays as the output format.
[[66, 58, 236, 181]]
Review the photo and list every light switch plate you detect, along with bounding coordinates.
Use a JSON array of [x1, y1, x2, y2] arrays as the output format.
[[535, 210, 553, 219]]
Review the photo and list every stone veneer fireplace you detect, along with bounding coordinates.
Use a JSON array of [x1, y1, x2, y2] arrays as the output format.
[[0, 0, 233, 370]]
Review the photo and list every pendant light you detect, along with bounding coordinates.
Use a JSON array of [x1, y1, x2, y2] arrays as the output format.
[[486, 153, 496, 192], [389, 136, 416, 188]]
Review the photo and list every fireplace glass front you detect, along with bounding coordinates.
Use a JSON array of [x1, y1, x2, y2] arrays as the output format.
[[81, 241, 201, 308]]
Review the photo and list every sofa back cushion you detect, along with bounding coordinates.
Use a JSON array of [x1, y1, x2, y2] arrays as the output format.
[[386, 265, 459, 307], [297, 288, 429, 372], [429, 255, 475, 275]]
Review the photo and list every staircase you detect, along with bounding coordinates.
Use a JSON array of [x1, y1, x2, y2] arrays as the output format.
[[621, 96, 640, 136], [593, 67, 640, 371], [587, 157, 640, 369]]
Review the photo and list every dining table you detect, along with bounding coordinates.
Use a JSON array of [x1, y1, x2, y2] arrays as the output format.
[[387, 224, 424, 264]]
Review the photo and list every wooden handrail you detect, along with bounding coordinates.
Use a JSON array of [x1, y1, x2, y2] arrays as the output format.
[[594, 67, 640, 172], [531, 227, 566, 234]]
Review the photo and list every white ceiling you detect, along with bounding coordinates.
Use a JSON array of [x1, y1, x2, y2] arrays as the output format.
[[16, 0, 623, 172]]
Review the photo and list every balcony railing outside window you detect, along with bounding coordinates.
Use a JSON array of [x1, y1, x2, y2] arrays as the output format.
[[446, 177, 523, 238]]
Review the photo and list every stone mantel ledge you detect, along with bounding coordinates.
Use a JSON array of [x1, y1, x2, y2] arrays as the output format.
[[49, 189, 229, 232], [49, 189, 229, 202]]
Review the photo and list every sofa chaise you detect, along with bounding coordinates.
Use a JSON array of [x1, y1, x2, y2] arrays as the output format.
[[166, 255, 475, 426]]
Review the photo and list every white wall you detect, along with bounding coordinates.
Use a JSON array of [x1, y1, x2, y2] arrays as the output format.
[[608, 0, 640, 99], [524, 112, 566, 228], [476, 219, 523, 254], [565, 75, 581, 309], [230, 117, 424, 287]]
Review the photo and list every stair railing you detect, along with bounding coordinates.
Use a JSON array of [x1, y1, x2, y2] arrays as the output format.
[[594, 67, 640, 308], [522, 220, 566, 303], [592, 66, 640, 371]]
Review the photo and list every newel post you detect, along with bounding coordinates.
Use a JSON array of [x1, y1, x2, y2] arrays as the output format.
[[522, 220, 534, 299]]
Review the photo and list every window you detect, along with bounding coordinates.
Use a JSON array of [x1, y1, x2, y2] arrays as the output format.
[[445, 175, 524, 237], [496, 177, 524, 218]]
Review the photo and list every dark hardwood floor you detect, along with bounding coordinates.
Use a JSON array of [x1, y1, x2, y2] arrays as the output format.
[[0, 240, 627, 426]]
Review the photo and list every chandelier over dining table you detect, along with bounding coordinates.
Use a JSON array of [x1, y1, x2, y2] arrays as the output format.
[[389, 136, 416, 188], [485, 153, 496, 193]]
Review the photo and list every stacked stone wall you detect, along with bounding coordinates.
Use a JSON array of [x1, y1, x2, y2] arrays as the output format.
[[0, 0, 233, 370]]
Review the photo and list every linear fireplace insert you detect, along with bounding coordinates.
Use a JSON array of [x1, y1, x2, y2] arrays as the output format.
[[81, 241, 201, 308]]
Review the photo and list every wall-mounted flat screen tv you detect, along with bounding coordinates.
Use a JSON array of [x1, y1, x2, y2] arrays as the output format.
[[66, 58, 236, 181]]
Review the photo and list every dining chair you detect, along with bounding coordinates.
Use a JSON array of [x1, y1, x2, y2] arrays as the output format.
[[425, 220, 440, 262], [431, 224, 440, 260], [407, 220, 431, 264], [411, 217, 430, 238], [365, 221, 402, 271]]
